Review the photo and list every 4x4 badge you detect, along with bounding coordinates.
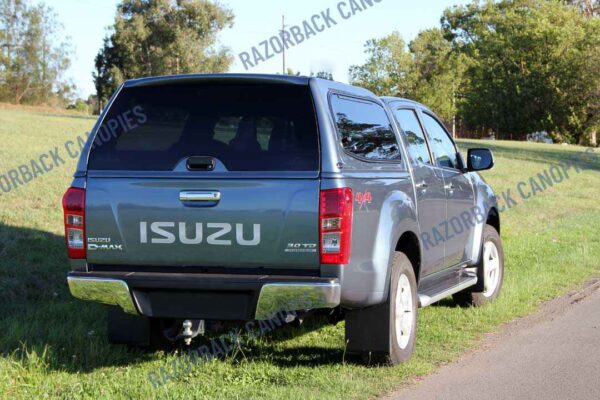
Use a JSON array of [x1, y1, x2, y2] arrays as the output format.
[[355, 190, 373, 210]]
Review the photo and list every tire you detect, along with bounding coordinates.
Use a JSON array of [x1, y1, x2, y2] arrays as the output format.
[[389, 252, 418, 364], [453, 225, 504, 307], [345, 252, 418, 365]]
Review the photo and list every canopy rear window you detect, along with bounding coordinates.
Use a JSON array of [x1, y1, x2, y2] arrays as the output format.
[[88, 83, 319, 171]]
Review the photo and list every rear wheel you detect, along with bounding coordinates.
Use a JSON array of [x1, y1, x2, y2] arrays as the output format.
[[345, 252, 418, 365], [454, 225, 504, 306]]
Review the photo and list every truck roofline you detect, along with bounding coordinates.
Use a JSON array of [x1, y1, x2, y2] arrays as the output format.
[[380, 96, 434, 114], [124, 73, 312, 87], [124, 73, 377, 98]]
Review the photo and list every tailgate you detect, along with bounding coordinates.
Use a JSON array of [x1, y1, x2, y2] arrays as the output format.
[[85, 177, 320, 270]]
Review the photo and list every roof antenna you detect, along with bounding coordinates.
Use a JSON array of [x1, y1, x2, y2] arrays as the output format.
[[280, 15, 287, 74]]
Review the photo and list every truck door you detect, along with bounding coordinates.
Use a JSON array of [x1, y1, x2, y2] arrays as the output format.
[[420, 112, 475, 268], [394, 108, 447, 275]]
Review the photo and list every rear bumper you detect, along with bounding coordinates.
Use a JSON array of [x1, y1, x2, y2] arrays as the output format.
[[67, 271, 340, 321]]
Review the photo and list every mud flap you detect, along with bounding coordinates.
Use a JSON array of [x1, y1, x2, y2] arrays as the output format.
[[107, 306, 150, 346], [345, 299, 391, 357]]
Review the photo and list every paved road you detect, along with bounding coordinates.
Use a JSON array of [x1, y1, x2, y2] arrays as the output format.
[[388, 282, 600, 400]]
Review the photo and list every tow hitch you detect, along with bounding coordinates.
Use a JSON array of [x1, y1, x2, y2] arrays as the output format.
[[181, 319, 204, 345], [166, 319, 205, 345]]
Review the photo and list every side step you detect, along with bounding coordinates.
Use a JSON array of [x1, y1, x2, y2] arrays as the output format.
[[418, 276, 478, 308]]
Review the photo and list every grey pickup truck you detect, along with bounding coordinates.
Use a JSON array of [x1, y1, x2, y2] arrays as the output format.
[[64, 74, 504, 364]]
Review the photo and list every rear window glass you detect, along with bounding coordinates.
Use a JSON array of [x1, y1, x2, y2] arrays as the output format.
[[88, 83, 319, 171], [330, 94, 401, 161]]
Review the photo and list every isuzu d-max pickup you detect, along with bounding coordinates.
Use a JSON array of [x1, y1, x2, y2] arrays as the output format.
[[64, 74, 503, 364]]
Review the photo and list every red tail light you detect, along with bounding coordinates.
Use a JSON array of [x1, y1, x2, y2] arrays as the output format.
[[62, 187, 86, 259], [320, 188, 353, 264]]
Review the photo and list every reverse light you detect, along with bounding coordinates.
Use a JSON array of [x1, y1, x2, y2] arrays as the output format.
[[320, 188, 353, 264], [62, 187, 86, 259]]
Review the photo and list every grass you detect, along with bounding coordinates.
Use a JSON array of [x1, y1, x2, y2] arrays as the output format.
[[1, 107, 599, 399]]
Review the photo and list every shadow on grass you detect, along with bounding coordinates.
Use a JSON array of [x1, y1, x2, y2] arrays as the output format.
[[0, 224, 345, 373], [0, 224, 68, 306], [431, 298, 464, 308], [0, 224, 151, 373], [177, 314, 351, 368], [238, 345, 346, 367]]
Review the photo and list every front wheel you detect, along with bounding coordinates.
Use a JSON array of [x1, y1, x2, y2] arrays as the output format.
[[454, 225, 504, 306]]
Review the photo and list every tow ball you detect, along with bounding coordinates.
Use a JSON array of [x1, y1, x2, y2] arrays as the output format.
[[179, 319, 205, 345]]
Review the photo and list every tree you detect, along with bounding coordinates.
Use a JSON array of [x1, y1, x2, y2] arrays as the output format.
[[350, 1, 598, 143], [67, 98, 90, 113], [284, 67, 301, 76], [349, 32, 414, 98], [409, 28, 468, 126], [312, 70, 334, 81], [348, 30, 465, 127], [94, 0, 234, 107], [86, 94, 100, 115], [0, 0, 72, 104], [564, 0, 599, 17], [442, 0, 600, 142]]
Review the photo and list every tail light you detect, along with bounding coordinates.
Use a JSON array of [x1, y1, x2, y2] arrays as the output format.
[[320, 188, 353, 264], [62, 187, 86, 259]]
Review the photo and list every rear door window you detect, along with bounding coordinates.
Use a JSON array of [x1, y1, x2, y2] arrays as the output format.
[[330, 94, 401, 161], [88, 84, 319, 171]]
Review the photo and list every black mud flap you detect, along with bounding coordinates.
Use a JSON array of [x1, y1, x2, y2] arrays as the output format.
[[107, 306, 150, 346], [344, 300, 391, 359]]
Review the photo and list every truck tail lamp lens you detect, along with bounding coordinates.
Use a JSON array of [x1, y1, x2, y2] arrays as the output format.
[[62, 187, 86, 259], [320, 188, 353, 265]]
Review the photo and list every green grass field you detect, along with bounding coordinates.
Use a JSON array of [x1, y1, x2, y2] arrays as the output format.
[[1, 107, 599, 399]]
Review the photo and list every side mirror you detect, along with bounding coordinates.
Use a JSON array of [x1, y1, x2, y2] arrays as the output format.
[[467, 148, 494, 172]]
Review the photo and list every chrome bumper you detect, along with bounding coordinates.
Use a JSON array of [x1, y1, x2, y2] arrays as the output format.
[[67, 276, 341, 320], [67, 277, 139, 315], [254, 282, 341, 320]]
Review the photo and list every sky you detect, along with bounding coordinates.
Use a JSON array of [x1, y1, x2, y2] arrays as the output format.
[[47, 0, 472, 98]]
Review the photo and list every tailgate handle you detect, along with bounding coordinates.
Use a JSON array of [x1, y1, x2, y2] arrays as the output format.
[[187, 156, 215, 171], [179, 191, 221, 202]]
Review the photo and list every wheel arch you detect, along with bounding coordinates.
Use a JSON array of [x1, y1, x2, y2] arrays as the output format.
[[487, 206, 500, 235], [466, 172, 501, 265], [395, 231, 422, 284]]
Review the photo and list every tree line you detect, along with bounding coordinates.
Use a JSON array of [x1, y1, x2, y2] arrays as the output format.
[[0, 0, 71, 106], [1, 0, 598, 144], [349, 0, 599, 143]]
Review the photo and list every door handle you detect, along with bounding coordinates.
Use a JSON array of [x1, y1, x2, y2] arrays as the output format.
[[445, 183, 455, 194], [416, 181, 428, 189], [179, 191, 221, 202]]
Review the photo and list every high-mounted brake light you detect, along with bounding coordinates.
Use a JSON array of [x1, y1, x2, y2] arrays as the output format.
[[62, 187, 86, 259], [320, 188, 353, 264]]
